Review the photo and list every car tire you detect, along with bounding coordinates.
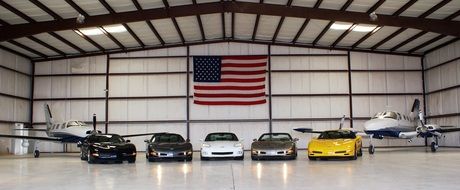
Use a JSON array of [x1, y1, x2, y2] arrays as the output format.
[[200, 156, 209, 161], [251, 156, 258, 161], [186, 157, 192, 162], [350, 148, 358, 160], [357, 148, 363, 157], [308, 156, 316, 161], [128, 157, 136, 163], [148, 157, 155, 162], [235, 155, 244, 160]]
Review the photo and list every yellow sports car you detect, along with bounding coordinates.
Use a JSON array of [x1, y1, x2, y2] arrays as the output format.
[[307, 130, 362, 160]]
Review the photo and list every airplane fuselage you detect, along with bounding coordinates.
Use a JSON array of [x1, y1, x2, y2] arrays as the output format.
[[364, 111, 417, 139], [48, 121, 93, 143]]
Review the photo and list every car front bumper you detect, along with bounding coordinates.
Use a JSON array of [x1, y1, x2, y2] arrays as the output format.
[[308, 148, 354, 157], [201, 147, 244, 158], [148, 150, 193, 160], [251, 149, 296, 159]]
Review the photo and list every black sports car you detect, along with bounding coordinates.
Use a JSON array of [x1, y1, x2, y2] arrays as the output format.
[[251, 133, 298, 160], [145, 133, 193, 162], [78, 133, 137, 164]]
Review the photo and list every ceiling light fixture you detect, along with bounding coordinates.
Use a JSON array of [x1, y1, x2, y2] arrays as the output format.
[[77, 25, 127, 36], [331, 23, 352, 30], [353, 25, 378, 32]]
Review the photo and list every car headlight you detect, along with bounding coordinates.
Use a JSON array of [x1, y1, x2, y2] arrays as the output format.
[[202, 143, 211, 148], [185, 151, 193, 155], [234, 143, 243, 147]]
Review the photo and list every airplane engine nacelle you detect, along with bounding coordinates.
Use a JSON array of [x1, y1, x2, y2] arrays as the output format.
[[398, 131, 418, 139], [21, 140, 29, 147]]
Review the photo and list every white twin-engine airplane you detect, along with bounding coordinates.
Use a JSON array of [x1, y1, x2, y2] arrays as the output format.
[[363, 99, 460, 154], [0, 104, 154, 158]]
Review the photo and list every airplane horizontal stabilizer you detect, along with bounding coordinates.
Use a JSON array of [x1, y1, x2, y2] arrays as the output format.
[[437, 127, 460, 133], [14, 128, 47, 132], [293, 128, 323, 134], [0, 134, 62, 142]]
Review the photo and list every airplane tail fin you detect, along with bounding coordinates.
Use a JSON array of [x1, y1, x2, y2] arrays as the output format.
[[409, 99, 421, 120], [44, 104, 53, 136]]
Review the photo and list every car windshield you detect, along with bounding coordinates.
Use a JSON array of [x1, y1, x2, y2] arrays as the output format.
[[205, 133, 238, 141], [318, 131, 356, 139], [88, 135, 125, 143], [152, 134, 185, 143], [258, 133, 292, 141], [372, 111, 398, 119]]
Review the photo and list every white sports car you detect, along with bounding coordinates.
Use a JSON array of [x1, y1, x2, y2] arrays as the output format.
[[200, 132, 244, 160]]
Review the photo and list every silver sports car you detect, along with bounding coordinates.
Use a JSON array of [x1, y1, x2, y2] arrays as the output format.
[[251, 133, 298, 160]]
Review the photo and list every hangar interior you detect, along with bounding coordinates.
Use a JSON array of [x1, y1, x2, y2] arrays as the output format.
[[0, 0, 459, 154]]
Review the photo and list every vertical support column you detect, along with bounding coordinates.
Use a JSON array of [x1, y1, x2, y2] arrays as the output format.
[[105, 54, 110, 134], [421, 57, 427, 120], [186, 46, 190, 140], [268, 45, 272, 133], [347, 51, 353, 128], [29, 61, 35, 127]]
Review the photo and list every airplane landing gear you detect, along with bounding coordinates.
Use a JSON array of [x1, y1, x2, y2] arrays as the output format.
[[368, 134, 375, 154], [34, 150, 40, 158], [33, 141, 40, 158], [431, 136, 439, 152], [368, 145, 375, 154]]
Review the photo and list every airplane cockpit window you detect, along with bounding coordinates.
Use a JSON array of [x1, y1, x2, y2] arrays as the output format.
[[372, 112, 398, 119]]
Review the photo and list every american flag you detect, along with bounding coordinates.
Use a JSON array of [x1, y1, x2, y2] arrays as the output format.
[[193, 55, 267, 105]]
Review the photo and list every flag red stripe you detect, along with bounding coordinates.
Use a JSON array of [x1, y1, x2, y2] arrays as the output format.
[[222, 56, 268, 60], [221, 70, 266, 75], [221, 63, 267, 67], [194, 99, 267, 105], [220, 78, 265, 83], [194, 85, 265, 90], [194, 93, 266, 98]]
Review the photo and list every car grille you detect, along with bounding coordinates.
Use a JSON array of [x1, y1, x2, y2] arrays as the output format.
[[335, 151, 346, 154], [212, 152, 233, 155]]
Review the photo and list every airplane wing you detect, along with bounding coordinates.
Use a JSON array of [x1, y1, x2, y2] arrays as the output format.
[[121, 133, 156, 138], [436, 126, 460, 133], [293, 128, 323, 134], [0, 134, 62, 142]]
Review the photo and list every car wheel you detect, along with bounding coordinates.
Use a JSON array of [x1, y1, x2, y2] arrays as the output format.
[[350, 149, 358, 160], [200, 156, 208, 161], [357, 148, 363, 157], [251, 156, 258, 161], [128, 157, 136, 163], [308, 156, 316, 161], [186, 157, 192, 162], [235, 154, 244, 160]]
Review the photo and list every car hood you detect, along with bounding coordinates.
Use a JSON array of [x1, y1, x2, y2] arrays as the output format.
[[309, 138, 355, 147], [91, 142, 135, 150], [204, 141, 241, 147], [150, 142, 192, 151], [251, 141, 294, 150]]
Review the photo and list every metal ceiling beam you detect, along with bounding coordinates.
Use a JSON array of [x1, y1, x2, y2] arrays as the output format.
[[0, 44, 31, 59], [231, 12, 235, 39], [8, 40, 47, 58], [409, 34, 446, 53], [312, 0, 353, 46], [131, 0, 164, 45], [98, 0, 140, 48], [48, 31, 86, 53], [30, 0, 87, 54], [292, 0, 322, 43], [332, 0, 385, 47], [251, 0, 264, 41], [373, 0, 451, 50], [1, 0, 64, 57], [272, 0, 293, 42], [163, 0, 185, 44], [192, 0, 206, 41], [65, 0, 106, 51], [351, 0, 417, 49], [1, 1, 459, 42]]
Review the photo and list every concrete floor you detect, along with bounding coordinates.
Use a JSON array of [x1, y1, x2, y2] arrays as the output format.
[[1, 147, 460, 190]]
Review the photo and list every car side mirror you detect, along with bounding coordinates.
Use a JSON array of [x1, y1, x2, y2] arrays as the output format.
[[144, 139, 149, 143], [126, 140, 131, 143], [77, 141, 82, 148], [186, 139, 191, 143], [253, 138, 257, 142], [293, 138, 299, 142]]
